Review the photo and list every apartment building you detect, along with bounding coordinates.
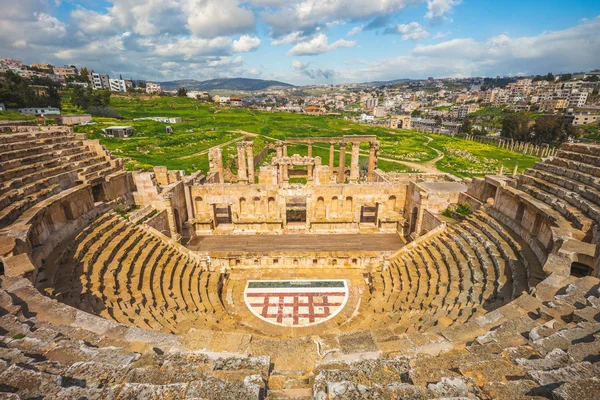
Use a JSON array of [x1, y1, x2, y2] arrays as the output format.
[[539, 99, 568, 113], [571, 113, 600, 126], [146, 82, 161, 94], [568, 91, 588, 108], [109, 78, 127, 92], [54, 65, 78, 77], [91, 73, 110, 90]]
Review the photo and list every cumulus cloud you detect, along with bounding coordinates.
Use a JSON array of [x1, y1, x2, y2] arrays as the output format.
[[426, 0, 462, 20], [185, 0, 255, 38], [287, 33, 355, 56], [291, 60, 336, 79], [340, 16, 600, 81], [263, 0, 416, 37], [271, 31, 304, 46], [347, 26, 363, 37], [385, 22, 429, 40], [232, 35, 261, 52]]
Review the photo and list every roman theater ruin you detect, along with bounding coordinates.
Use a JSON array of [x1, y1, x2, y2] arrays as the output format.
[[0, 123, 599, 399]]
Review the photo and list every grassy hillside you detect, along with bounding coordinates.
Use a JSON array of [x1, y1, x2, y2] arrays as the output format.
[[69, 95, 538, 176]]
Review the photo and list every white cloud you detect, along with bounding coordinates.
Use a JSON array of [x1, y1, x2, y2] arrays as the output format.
[[426, 0, 462, 20], [340, 16, 600, 82], [433, 31, 451, 39], [271, 31, 304, 45], [287, 33, 355, 56], [185, 0, 255, 38], [263, 0, 416, 37], [232, 35, 261, 52], [347, 25, 363, 37], [390, 22, 429, 41], [291, 60, 336, 79]]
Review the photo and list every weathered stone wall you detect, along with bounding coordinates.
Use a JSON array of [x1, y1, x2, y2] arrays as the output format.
[[145, 209, 170, 237]]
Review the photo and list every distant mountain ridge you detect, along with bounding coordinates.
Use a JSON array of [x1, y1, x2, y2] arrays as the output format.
[[361, 78, 415, 86], [158, 78, 294, 91]]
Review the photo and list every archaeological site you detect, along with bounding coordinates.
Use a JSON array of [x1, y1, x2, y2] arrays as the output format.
[[0, 123, 599, 399]]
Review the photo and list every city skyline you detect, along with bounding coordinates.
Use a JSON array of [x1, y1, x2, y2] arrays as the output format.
[[1, 0, 600, 85]]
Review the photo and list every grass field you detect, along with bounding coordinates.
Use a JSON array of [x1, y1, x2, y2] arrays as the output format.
[[3, 93, 538, 177]]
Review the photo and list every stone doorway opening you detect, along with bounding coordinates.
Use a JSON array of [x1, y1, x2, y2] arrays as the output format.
[[360, 205, 377, 224], [286, 197, 306, 224], [214, 204, 232, 226]]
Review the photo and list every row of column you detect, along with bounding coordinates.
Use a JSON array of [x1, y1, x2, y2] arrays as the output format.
[[235, 139, 380, 184], [327, 140, 379, 183], [464, 135, 556, 158]]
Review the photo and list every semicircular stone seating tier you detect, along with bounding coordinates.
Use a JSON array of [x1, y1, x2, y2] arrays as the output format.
[[0, 125, 600, 399]]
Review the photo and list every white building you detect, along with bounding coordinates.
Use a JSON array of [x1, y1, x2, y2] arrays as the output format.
[[146, 82, 161, 94], [109, 79, 127, 92], [568, 91, 588, 108], [373, 106, 387, 118], [18, 107, 60, 116], [360, 114, 374, 123]]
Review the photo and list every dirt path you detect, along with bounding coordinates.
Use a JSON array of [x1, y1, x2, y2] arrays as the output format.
[[177, 135, 245, 160], [311, 135, 445, 174], [178, 131, 445, 174]]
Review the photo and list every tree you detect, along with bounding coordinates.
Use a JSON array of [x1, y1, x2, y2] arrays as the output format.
[[177, 87, 188, 97], [501, 112, 532, 141], [560, 73, 572, 82], [71, 87, 111, 110], [459, 118, 473, 134], [545, 72, 555, 82], [533, 116, 578, 146], [0, 71, 60, 109]]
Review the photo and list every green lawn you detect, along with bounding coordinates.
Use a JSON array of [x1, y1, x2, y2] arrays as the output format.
[[27, 93, 538, 177]]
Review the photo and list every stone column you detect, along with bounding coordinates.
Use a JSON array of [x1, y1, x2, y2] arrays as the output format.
[[329, 142, 335, 171], [307, 142, 313, 177], [337, 142, 347, 184], [246, 142, 255, 184], [349, 141, 360, 184], [282, 160, 289, 183], [283, 142, 288, 157], [208, 147, 224, 183], [236, 142, 248, 183], [275, 141, 284, 184], [367, 141, 380, 182]]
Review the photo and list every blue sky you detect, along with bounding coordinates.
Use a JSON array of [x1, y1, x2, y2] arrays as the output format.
[[1, 0, 599, 85]]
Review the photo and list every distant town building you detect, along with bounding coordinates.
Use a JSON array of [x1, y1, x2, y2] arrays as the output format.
[[539, 99, 568, 113], [373, 106, 387, 118], [360, 114, 374, 123], [230, 97, 243, 107], [571, 112, 600, 126], [102, 126, 134, 138], [18, 107, 60, 116], [133, 117, 182, 123], [109, 78, 127, 92], [213, 95, 230, 104], [304, 105, 322, 115], [457, 104, 480, 119], [53, 65, 78, 77], [91, 73, 110, 90], [146, 82, 161, 94], [364, 97, 378, 108], [30, 63, 53, 72], [187, 91, 210, 100]]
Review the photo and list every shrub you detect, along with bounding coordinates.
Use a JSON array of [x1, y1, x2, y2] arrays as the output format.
[[88, 106, 121, 119]]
